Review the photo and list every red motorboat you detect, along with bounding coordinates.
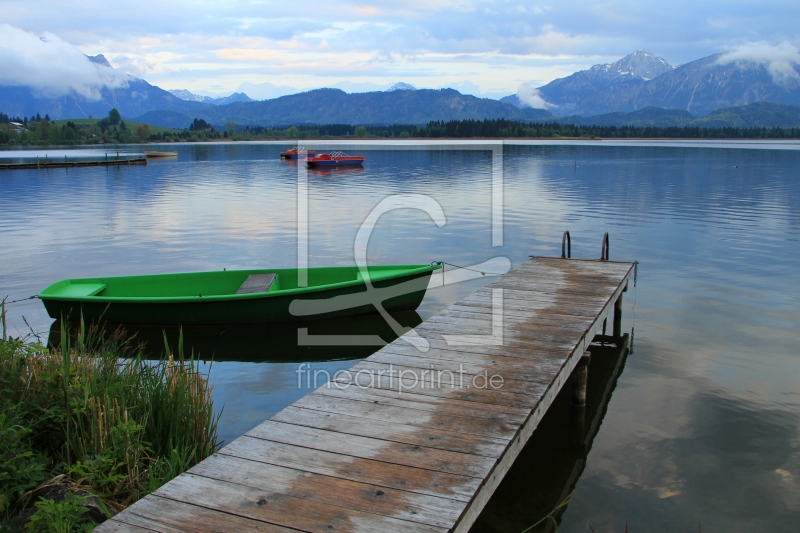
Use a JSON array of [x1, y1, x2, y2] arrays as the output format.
[[306, 151, 365, 167], [280, 147, 316, 159]]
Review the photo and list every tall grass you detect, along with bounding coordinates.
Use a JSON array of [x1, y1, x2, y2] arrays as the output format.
[[0, 316, 220, 528]]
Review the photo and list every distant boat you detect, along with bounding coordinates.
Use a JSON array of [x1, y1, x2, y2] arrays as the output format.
[[38, 264, 439, 325], [306, 151, 365, 167], [144, 151, 178, 158], [280, 147, 316, 159]]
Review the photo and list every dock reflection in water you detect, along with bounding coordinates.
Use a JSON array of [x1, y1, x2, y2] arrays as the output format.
[[471, 335, 631, 533]]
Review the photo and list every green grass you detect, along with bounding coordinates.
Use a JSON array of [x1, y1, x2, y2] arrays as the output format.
[[0, 305, 220, 531], [52, 119, 179, 136]]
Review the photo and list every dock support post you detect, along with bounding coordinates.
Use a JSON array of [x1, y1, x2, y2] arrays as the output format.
[[571, 353, 590, 406], [613, 294, 623, 339]]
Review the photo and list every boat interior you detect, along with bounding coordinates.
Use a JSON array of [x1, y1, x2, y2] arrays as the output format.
[[40, 265, 433, 299]]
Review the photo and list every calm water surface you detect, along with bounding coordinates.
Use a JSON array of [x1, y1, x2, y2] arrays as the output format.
[[1, 140, 799, 531]]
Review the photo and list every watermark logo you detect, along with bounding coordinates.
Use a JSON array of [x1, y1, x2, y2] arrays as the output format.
[[291, 142, 510, 352], [296, 362, 505, 394]]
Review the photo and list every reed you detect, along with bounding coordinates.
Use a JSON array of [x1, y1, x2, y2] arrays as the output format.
[[0, 318, 220, 527]]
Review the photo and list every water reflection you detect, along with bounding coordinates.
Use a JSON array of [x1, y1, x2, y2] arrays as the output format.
[[306, 166, 366, 177], [47, 310, 423, 363], [471, 336, 631, 533], [3, 141, 800, 530]]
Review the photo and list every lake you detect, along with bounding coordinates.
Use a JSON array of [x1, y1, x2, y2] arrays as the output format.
[[1, 140, 799, 531]]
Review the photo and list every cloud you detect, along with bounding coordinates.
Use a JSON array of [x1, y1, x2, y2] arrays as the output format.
[[111, 54, 154, 78], [716, 41, 800, 86], [0, 24, 129, 99], [516, 81, 551, 109]]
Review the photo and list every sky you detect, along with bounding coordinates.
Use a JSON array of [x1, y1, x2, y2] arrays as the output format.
[[1, 0, 799, 100]]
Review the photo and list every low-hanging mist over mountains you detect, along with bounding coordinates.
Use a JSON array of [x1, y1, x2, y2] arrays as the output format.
[[2, 40, 800, 129]]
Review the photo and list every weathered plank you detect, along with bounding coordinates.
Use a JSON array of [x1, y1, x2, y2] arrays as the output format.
[[153, 473, 446, 533], [217, 434, 482, 501], [95, 257, 635, 533], [245, 421, 494, 478], [271, 406, 508, 456], [109, 495, 298, 532], [187, 453, 463, 528]]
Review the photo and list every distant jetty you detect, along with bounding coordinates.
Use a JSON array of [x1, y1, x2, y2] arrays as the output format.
[[0, 152, 147, 170]]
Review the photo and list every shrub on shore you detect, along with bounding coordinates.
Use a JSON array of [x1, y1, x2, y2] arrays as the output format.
[[0, 311, 219, 532]]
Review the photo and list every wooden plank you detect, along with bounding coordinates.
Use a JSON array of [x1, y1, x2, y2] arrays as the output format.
[[152, 473, 447, 533], [289, 393, 522, 441], [92, 521, 159, 533], [366, 351, 562, 386], [312, 382, 529, 419], [111, 495, 298, 532], [216, 435, 482, 501], [187, 453, 463, 528], [344, 358, 557, 393], [376, 335, 577, 362], [245, 420, 494, 478], [269, 405, 509, 456], [237, 273, 277, 294], [375, 343, 568, 373], [330, 371, 546, 409]]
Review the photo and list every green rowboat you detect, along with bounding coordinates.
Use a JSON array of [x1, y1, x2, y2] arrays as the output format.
[[39, 264, 440, 325]]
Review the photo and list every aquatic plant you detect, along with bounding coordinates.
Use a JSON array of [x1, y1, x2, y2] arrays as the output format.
[[0, 316, 219, 530]]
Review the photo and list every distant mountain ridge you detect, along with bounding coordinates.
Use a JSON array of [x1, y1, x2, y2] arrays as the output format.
[[503, 49, 800, 116], [572, 53, 800, 116], [133, 88, 551, 128], [501, 51, 673, 112], [169, 89, 253, 105]]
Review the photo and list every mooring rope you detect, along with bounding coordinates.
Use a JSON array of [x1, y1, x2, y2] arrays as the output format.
[[3, 295, 38, 305], [431, 260, 506, 276]]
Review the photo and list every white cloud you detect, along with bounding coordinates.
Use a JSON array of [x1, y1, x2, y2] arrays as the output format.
[[516, 81, 551, 109], [111, 54, 154, 78], [716, 41, 800, 86], [0, 24, 129, 99]]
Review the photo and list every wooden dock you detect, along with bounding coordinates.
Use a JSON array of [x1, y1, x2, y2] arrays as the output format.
[[0, 154, 147, 170], [96, 256, 636, 533]]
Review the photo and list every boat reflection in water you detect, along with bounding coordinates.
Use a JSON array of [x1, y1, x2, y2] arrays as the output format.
[[471, 335, 632, 533], [48, 310, 423, 363], [307, 166, 366, 177]]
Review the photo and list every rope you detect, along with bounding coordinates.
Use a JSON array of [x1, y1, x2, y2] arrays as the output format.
[[3, 295, 38, 305], [431, 261, 506, 276]]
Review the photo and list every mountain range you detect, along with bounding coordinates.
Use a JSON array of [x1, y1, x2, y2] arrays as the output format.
[[168, 89, 253, 106], [132, 88, 550, 128], [2, 50, 800, 129], [502, 50, 800, 117]]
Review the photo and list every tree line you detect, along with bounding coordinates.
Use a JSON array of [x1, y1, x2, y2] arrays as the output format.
[[3, 113, 800, 145], [0, 110, 234, 145], [213, 119, 800, 140]]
